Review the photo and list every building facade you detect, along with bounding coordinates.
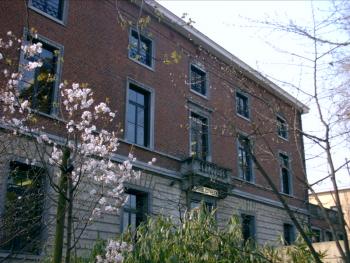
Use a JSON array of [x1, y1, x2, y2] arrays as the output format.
[[0, 0, 312, 260], [309, 188, 350, 242]]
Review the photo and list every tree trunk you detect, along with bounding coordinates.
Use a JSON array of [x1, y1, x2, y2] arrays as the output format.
[[53, 147, 70, 263], [65, 175, 74, 263]]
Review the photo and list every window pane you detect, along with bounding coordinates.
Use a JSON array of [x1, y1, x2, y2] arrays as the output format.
[[1, 162, 44, 254], [190, 113, 208, 160], [242, 215, 254, 242], [238, 137, 252, 181], [284, 224, 292, 245], [129, 30, 152, 67], [127, 103, 136, 123], [123, 191, 148, 233], [312, 229, 321, 243], [191, 65, 206, 95], [282, 169, 290, 194], [19, 40, 57, 114], [123, 212, 129, 232], [129, 88, 137, 102], [127, 122, 135, 143], [236, 93, 249, 118], [127, 84, 150, 147], [136, 125, 145, 146], [136, 92, 145, 106], [130, 213, 136, 232], [32, 0, 64, 20], [277, 117, 288, 139], [129, 194, 136, 209], [137, 107, 144, 125]]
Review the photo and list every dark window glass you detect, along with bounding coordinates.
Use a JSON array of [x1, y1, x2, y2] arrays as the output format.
[[190, 112, 209, 160], [324, 230, 333, 241], [129, 30, 153, 67], [337, 233, 344, 241], [238, 136, 252, 182], [190, 200, 214, 213], [277, 116, 288, 139], [122, 190, 148, 233], [236, 92, 249, 118], [190, 65, 206, 95], [19, 38, 58, 114], [283, 223, 295, 245], [1, 162, 45, 254], [127, 84, 150, 147], [31, 0, 64, 20], [312, 229, 321, 243], [280, 154, 291, 195], [241, 214, 255, 242]]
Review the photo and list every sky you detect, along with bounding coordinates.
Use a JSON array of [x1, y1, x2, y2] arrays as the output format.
[[157, 0, 350, 191]]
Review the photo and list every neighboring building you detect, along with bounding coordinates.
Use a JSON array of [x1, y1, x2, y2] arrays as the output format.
[[308, 203, 343, 243], [309, 188, 350, 241], [0, 0, 311, 260]]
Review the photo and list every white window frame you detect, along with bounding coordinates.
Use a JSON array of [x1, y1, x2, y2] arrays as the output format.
[[188, 107, 211, 162], [19, 29, 64, 117], [283, 223, 295, 245], [189, 63, 208, 98], [124, 78, 155, 149], [28, 0, 69, 25], [279, 152, 293, 196], [236, 90, 250, 120], [240, 212, 256, 242], [128, 28, 155, 70], [236, 134, 254, 183], [277, 115, 289, 140]]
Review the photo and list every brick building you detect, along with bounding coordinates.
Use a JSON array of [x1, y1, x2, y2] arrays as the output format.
[[0, 0, 312, 260]]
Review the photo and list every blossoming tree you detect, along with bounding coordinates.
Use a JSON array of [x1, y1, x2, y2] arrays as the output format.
[[0, 30, 142, 263]]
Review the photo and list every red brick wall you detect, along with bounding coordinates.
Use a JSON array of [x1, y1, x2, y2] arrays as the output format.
[[0, 0, 307, 208]]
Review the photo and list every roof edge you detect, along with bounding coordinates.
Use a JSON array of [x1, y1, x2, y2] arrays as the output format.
[[146, 0, 309, 114]]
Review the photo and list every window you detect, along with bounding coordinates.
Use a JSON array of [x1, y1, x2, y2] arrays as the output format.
[[190, 65, 207, 96], [30, 0, 65, 21], [236, 92, 249, 119], [337, 233, 344, 241], [277, 116, 288, 139], [283, 223, 295, 245], [122, 190, 148, 233], [241, 214, 255, 242], [237, 136, 253, 182], [1, 161, 45, 254], [129, 29, 153, 68], [190, 112, 209, 160], [311, 228, 321, 243], [190, 200, 214, 213], [280, 153, 292, 195], [324, 230, 333, 241], [126, 83, 150, 147], [19, 36, 61, 115]]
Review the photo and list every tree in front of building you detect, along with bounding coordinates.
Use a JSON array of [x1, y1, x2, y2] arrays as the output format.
[[0, 31, 140, 263], [94, 207, 324, 263]]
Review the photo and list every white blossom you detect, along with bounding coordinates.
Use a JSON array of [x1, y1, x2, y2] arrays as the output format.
[[97, 240, 133, 263]]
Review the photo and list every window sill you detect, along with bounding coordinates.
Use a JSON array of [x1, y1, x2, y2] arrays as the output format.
[[190, 89, 209, 100], [28, 5, 66, 26], [278, 135, 289, 142], [280, 192, 294, 198], [0, 251, 42, 259], [32, 109, 65, 123], [129, 57, 155, 72], [237, 113, 251, 122], [235, 176, 255, 185], [120, 139, 182, 161]]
